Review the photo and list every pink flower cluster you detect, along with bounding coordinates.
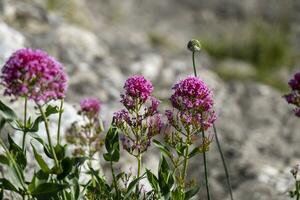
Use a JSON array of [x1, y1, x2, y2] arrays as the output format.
[[121, 75, 154, 110], [284, 72, 300, 117], [80, 97, 101, 119], [167, 76, 216, 131], [1, 48, 68, 103], [114, 75, 162, 155]]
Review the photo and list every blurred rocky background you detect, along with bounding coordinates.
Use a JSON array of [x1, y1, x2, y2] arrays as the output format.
[[0, 0, 300, 199]]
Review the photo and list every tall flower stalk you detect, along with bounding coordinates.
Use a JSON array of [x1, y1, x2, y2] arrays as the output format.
[[114, 75, 162, 191], [187, 39, 233, 200], [1, 48, 68, 169], [166, 76, 216, 195]]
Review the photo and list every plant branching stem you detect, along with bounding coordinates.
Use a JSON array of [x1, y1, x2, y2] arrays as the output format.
[[38, 104, 59, 168], [22, 97, 28, 152]]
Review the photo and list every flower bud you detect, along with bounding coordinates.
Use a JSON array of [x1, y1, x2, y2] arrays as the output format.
[[187, 39, 201, 52]]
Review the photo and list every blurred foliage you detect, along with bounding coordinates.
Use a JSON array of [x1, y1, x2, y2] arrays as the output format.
[[201, 21, 295, 91]]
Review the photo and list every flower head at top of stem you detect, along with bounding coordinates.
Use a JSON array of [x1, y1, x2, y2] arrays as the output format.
[[168, 76, 216, 132], [0, 48, 68, 103]]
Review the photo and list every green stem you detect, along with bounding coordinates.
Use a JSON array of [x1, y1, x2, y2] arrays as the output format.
[[110, 160, 119, 197], [57, 100, 64, 145], [38, 105, 59, 168], [201, 129, 211, 200], [182, 136, 190, 189], [296, 181, 300, 200], [22, 97, 28, 152], [192, 52, 197, 77], [213, 124, 234, 200], [191, 46, 233, 200], [136, 153, 142, 193]]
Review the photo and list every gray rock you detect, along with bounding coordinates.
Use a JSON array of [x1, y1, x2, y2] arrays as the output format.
[[0, 22, 25, 66]]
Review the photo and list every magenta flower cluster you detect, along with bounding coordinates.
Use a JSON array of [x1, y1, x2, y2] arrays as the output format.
[[1, 48, 68, 103], [80, 97, 101, 119], [284, 72, 300, 117], [114, 75, 162, 155], [121, 75, 154, 110], [167, 76, 216, 131]]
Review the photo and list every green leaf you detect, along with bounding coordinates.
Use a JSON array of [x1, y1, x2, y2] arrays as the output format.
[[0, 178, 18, 193], [153, 139, 172, 159], [45, 105, 59, 116], [0, 188, 3, 200], [0, 154, 9, 165], [31, 144, 50, 173], [0, 101, 17, 121], [54, 144, 66, 161], [158, 155, 173, 197], [73, 156, 88, 167], [28, 116, 43, 132], [103, 125, 120, 162], [57, 157, 73, 180], [0, 118, 6, 132], [146, 169, 159, 192], [35, 170, 49, 181], [185, 186, 200, 199], [175, 144, 186, 156], [124, 173, 145, 199], [29, 182, 69, 197], [8, 134, 26, 170], [188, 147, 202, 158]]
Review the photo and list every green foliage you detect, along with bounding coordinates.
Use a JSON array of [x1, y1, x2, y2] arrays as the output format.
[[103, 125, 120, 162], [201, 22, 294, 90], [202, 22, 291, 70]]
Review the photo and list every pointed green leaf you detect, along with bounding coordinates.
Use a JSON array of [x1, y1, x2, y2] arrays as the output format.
[[0, 178, 18, 193], [185, 186, 200, 199], [153, 139, 172, 159], [29, 182, 68, 197], [0, 101, 17, 121], [8, 134, 26, 170], [31, 144, 50, 173]]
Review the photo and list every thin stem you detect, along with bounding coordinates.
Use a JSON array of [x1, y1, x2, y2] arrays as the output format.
[[182, 135, 190, 189], [202, 129, 211, 200], [213, 124, 234, 200], [296, 181, 300, 200], [22, 97, 28, 152], [137, 153, 142, 178], [38, 104, 59, 168], [110, 160, 119, 197], [191, 47, 233, 200], [56, 100, 64, 145], [136, 153, 142, 193], [192, 52, 197, 77]]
